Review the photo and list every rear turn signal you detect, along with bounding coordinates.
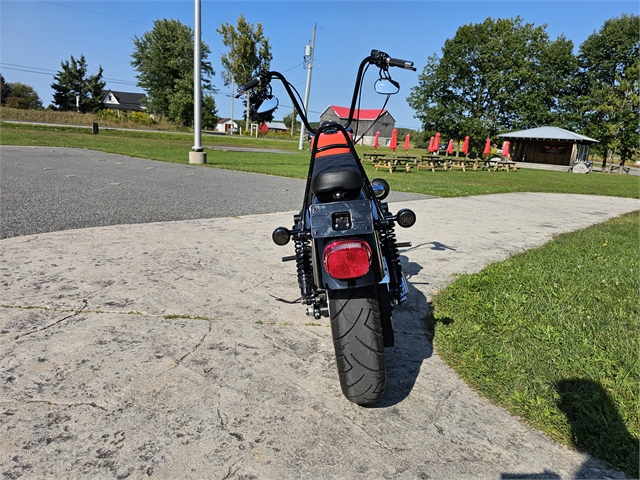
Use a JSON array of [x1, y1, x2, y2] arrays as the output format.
[[323, 239, 372, 280], [272, 227, 291, 246], [396, 208, 416, 228]]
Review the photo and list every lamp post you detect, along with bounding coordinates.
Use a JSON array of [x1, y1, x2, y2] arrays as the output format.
[[189, 0, 206, 164]]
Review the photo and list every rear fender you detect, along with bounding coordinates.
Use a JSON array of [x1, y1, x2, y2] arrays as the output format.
[[313, 233, 381, 290]]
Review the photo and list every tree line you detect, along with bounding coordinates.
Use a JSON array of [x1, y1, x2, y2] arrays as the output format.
[[407, 14, 639, 167], [2, 12, 637, 162], [1, 14, 272, 132]]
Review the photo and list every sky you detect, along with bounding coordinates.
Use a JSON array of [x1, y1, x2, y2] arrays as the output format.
[[1, 0, 637, 130]]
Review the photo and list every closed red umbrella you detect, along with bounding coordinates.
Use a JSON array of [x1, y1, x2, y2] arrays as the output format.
[[390, 128, 398, 157], [462, 136, 470, 156], [446, 139, 454, 156], [434, 132, 441, 154], [502, 141, 510, 158], [373, 130, 380, 152], [428, 136, 435, 153], [483, 138, 491, 157], [403, 134, 411, 154]]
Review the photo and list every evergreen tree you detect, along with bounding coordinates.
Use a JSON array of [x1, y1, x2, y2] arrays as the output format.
[[51, 54, 105, 112]]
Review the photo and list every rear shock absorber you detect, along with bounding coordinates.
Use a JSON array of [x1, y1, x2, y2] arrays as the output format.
[[380, 225, 403, 302], [294, 234, 315, 303]]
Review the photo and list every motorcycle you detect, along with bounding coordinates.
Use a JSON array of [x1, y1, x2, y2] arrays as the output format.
[[237, 49, 417, 405]]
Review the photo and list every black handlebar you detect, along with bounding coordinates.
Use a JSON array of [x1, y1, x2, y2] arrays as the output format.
[[388, 57, 417, 71], [236, 77, 261, 97], [370, 50, 416, 71]]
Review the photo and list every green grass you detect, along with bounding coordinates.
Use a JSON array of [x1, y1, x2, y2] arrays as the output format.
[[1, 122, 638, 199], [428, 212, 639, 477]]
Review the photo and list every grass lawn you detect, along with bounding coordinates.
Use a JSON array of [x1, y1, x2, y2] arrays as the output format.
[[428, 212, 639, 477], [1, 122, 638, 199]]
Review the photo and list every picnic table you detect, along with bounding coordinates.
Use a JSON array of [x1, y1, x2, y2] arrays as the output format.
[[361, 153, 387, 164], [444, 158, 483, 171], [488, 160, 518, 171], [416, 155, 448, 172], [373, 156, 418, 173]]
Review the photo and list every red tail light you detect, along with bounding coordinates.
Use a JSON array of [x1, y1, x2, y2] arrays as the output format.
[[323, 239, 372, 280]]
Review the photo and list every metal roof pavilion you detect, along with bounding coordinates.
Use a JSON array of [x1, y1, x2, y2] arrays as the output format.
[[498, 126, 599, 144]]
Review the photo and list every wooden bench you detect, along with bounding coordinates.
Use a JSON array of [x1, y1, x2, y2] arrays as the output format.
[[610, 164, 630, 174]]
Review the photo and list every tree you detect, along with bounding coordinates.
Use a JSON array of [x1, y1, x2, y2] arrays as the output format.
[[201, 94, 219, 130], [217, 14, 272, 131], [0, 75, 7, 105], [407, 17, 577, 154], [51, 54, 105, 113], [282, 111, 298, 134], [575, 14, 639, 170], [131, 18, 215, 126], [3, 81, 44, 109]]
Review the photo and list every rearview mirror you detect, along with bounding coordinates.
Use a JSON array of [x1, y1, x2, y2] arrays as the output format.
[[374, 78, 400, 95], [370, 178, 390, 200], [257, 96, 279, 114]]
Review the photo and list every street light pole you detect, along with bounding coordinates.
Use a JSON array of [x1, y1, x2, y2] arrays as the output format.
[[298, 23, 316, 151], [189, 0, 206, 164]]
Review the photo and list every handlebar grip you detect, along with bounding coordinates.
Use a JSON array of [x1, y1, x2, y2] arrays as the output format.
[[236, 77, 261, 96], [388, 57, 416, 71]]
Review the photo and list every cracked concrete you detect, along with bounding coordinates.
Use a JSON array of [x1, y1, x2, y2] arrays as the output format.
[[1, 193, 639, 478]]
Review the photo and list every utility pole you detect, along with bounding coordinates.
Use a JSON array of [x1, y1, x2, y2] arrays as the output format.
[[230, 78, 235, 135], [298, 23, 316, 151], [189, 0, 206, 164]]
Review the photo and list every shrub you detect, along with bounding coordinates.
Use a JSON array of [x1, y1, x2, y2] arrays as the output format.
[[130, 111, 155, 125]]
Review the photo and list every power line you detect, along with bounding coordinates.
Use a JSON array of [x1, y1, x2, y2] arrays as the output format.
[[1, 62, 138, 87], [38, 0, 152, 27]]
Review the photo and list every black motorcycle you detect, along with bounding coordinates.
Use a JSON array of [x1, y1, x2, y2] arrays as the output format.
[[238, 50, 417, 405]]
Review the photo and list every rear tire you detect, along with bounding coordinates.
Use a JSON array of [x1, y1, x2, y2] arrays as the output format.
[[328, 286, 386, 404]]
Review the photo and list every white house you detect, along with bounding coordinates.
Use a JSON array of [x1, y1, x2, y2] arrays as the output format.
[[101, 90, 146, 113], [216, 118, 238, 133]]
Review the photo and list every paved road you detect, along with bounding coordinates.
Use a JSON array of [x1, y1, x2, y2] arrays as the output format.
[[1, 146, 639, 479], [0, 146, 430, 239]]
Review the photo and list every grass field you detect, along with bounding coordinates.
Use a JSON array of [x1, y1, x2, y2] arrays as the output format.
[[428, 212, 639, 477], [1, 122, 638, 199]]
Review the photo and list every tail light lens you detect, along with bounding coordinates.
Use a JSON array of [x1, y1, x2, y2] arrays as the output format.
[[323, 239, 372, 280]]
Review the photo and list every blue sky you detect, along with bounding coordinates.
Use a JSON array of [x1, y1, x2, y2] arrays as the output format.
[[1, 0, 637, 129]]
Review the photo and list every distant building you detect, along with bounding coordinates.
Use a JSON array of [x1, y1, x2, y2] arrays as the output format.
[[101, 90, 146, 113], [216, 118, 238, 134], [498, 126, 599, 167], [259, 122, 288, 134], [319, 105, 395, 145]]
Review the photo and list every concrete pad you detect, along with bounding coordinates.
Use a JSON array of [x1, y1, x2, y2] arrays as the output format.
[[1, 193, 638, 478]]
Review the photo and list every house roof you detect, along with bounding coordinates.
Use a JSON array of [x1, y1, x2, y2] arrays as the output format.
[[101, 90, 146, 111], [264, 122, 288, 130], [217, 118, 237, 124], [498, 126, 599, 143], [327, 105, 390, 121]]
